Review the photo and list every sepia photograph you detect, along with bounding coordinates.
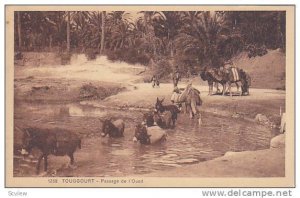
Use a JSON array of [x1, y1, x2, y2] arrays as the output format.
[[5, 5, 295, 187]]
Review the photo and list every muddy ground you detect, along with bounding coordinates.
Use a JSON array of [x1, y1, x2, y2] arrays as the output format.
[[13, 55, 285, 177]]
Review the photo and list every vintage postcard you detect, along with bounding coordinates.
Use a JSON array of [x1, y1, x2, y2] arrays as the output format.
[[5, 5, 295, 187]]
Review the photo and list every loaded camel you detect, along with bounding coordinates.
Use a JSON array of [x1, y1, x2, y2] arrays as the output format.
[[200, 65, 250, 96]]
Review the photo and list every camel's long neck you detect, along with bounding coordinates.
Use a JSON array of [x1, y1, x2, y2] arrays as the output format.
[[178, 85, 192, 102]]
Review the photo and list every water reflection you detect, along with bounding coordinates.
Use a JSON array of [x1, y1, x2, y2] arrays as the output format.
[[14, 102, 272, 177]]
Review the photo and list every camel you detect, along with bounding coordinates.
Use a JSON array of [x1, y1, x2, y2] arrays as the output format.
[[177, 83, 203, 125], [200, 66, 249, 96], [200, 67, 228, 95]]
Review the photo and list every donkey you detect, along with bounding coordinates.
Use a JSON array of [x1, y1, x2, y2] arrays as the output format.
[[155, 97, 180, 126], [142, 112, 155, 127], [133, 124, 167, 145], [133, 124, 151, 145], [142, 111, 172, 129], [153, 111, 173, 129], [101, 119, 125, 138], [21, 127, 81, 174]]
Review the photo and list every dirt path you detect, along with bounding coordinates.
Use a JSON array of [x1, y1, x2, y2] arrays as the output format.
[[15, 55, 285, 111], [14, 56, 286, 177]]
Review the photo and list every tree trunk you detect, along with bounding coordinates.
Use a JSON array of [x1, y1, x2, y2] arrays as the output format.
[[167, 30, 174, 58], [277, 12, 284, 49], [17, 12, 22, 50], [153, 43, 157, 56], [67, 11, 70, 53], [170, 41, 174, 57], [100, 11, 106, 55], [49, 35, 53, 50], [143, 14, 148, 38], [119, 39, 124, 49]]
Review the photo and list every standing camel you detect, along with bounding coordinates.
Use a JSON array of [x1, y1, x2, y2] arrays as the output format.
[[177, 83, 203, 124], [200, 67, 228, 96], [200, 66, 249, 96]]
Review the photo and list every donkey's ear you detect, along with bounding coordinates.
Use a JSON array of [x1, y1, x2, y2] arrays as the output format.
[[161, 97, 165, 102], [156, 97, 159, 102]]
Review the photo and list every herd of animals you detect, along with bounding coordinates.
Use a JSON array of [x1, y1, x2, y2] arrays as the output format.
[[19, 62, 251, 175]]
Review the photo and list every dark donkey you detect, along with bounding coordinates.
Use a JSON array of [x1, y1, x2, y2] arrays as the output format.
[[101, 119, 125, 138], [133, 123, 167, 145], [155, 97, 180, 127], [133, 124, 151, 145], [153, 111, 173, 129], [142, 111, 172, 129], [21, 127, 81, 174], [142, 112, 155, 127]]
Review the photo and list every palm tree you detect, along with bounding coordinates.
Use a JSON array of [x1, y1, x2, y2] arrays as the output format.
[[137, 11, 156, 37], [176, 11, 233, 67], [135, 12, 163, 56], [19, 11, 61, 51], [225, 11, 285, 49], [89, 11, 103, 50], [151, 11, 182, 57], [100, 11, 106, 54], [107, 11, 131, 26], [276, 12, 285, 50], [110, 21, 135, 50], [17, 12, 22, 50], [105, 11, 134, 51], [67, 11, 70, 53]]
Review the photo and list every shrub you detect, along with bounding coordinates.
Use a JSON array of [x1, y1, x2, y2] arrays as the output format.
[[246, 44, 268, 58], [173, 54, 198, 77], [61, 53, 71, 65], [85, 48, 98, 60], [14, 51, 23, 60], [106, 50, 119, 62], [154, 58, 173, 79], [106, 48, 151, 66]]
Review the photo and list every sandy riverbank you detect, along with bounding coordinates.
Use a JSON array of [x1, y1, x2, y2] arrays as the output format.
[[14, 55, 286, 177]]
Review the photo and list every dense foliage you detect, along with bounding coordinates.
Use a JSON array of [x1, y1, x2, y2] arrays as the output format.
[[14, 11, 286, 72]]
